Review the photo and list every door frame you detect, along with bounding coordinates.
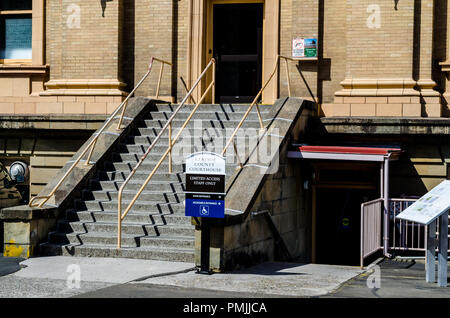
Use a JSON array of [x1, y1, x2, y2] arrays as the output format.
[[187, 0, 279, 104], [206, 0, 264, 103]]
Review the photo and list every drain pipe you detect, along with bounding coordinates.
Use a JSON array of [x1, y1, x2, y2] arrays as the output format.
[[383, 154, 392, 258], [187, 0, 193, 103]]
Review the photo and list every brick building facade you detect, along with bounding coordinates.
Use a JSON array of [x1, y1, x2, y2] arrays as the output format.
[[1, 0, 448, 117]]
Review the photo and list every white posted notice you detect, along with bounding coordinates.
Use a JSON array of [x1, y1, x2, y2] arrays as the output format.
[[396, 180, 450, 225]]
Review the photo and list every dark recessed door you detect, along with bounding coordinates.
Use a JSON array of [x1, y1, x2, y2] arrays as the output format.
[[213, 3, 263, 103]]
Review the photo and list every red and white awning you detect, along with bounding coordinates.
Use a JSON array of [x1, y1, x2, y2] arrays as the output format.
[[287, 145, 402, 162]]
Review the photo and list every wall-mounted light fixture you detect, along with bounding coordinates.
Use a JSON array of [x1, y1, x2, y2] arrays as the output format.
[[9, 161, 29, 183]]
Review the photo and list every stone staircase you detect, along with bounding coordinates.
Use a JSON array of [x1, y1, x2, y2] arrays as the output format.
[[40, 103, 271, 262]]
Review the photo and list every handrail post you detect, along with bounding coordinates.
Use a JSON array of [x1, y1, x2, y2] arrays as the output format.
[[116, 99, 128, 131], [255, 102, 264, 129], [233, 139, 243, 169], [284, 57, 292, 97], [156, 62, 164, 100], [84, 139, 97, 166], [212, 62, 216, 103], [117, 194, 122, 249], [168, 122, 173, 174]]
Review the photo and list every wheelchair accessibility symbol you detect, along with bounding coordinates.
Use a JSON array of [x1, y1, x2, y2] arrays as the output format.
[[200, 205, 210, 216]]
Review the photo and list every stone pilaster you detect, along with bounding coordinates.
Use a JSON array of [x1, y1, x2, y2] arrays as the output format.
[[417, 0, 442, 117], [439, 0, 450, 117]]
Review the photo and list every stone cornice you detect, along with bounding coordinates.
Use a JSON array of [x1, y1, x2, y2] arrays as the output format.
[[335, 78, 419, 96], [0, 64, 49, 75], [40, 79, 128, 96], [439, 60, 450, 73]]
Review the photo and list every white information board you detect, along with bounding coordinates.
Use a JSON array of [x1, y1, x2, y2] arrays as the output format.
[[396, 180, 450, 225]]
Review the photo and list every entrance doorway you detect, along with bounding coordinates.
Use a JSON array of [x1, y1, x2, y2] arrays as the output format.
[[315, 188, 378, 266], [312, 162, 379, 266], [212, 3, 263, 103]]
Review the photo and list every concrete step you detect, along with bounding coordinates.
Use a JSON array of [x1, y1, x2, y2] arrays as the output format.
[[124, 134, 260, 147], [96, 169, 236, 182], [146, 111, 266, 122], [89, 179, 185, 192], [82, 189, 185, 203], [75, 199, 185, 213], [57, 220, 194, 237], [116, 142, 252, 158], [66, 209, 190, 225], [48, 231, 195, 249], [136, 120, 263, 133], [39, 242, 195, 262], [96, 170, 186, 182], [153, 103, 272, 114]]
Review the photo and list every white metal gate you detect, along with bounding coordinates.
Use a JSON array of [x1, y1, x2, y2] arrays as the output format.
[[360, 198, 383, 267], [359, 197, 448, 268]]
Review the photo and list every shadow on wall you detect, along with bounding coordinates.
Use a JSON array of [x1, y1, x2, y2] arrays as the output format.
[[0, 221, 3, 254], [122, 0, 135, 90], [101, 0, 113, 17], [390, 142, 447, 197]]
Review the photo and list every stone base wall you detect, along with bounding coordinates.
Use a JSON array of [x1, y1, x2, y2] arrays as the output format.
[[0, 95, 125, 115], [323, 96, 443, 118]]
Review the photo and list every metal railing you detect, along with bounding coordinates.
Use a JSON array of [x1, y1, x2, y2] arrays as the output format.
[[389, 198, 424, 252], [361, 198, 384, 268], [116, 55, 317, 248], [361, 197, 450, 267], [220, 54, 316, 159], [28, 57, 172, 208], [117, 58, 216, 248]]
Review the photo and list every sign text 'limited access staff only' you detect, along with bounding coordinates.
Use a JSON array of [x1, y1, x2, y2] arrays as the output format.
[[185, 152, 226, 219]]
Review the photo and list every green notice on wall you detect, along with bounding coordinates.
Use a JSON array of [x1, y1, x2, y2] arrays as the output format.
[[304, 38, 317, 57]]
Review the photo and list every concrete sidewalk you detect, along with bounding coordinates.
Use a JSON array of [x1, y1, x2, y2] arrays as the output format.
[[130, 262, 364, 297], [0, 256, 195, 298], [1, 256, 448, 298], [0, 256, 364, 298]]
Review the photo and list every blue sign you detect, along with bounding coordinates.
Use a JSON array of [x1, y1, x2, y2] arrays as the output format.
[[185, 194, 225, 219]]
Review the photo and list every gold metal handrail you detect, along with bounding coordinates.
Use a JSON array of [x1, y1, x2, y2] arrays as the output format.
[[117, 58, 216, 248], [28, 57, 172, 208], [221, 54, 316, 157]]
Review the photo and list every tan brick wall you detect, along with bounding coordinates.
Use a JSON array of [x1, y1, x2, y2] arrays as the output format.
[[345, 1, 414, 79], [134, 0, 174, 98], [280, 0, 319, 101], [46, 0, 123, 80]]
